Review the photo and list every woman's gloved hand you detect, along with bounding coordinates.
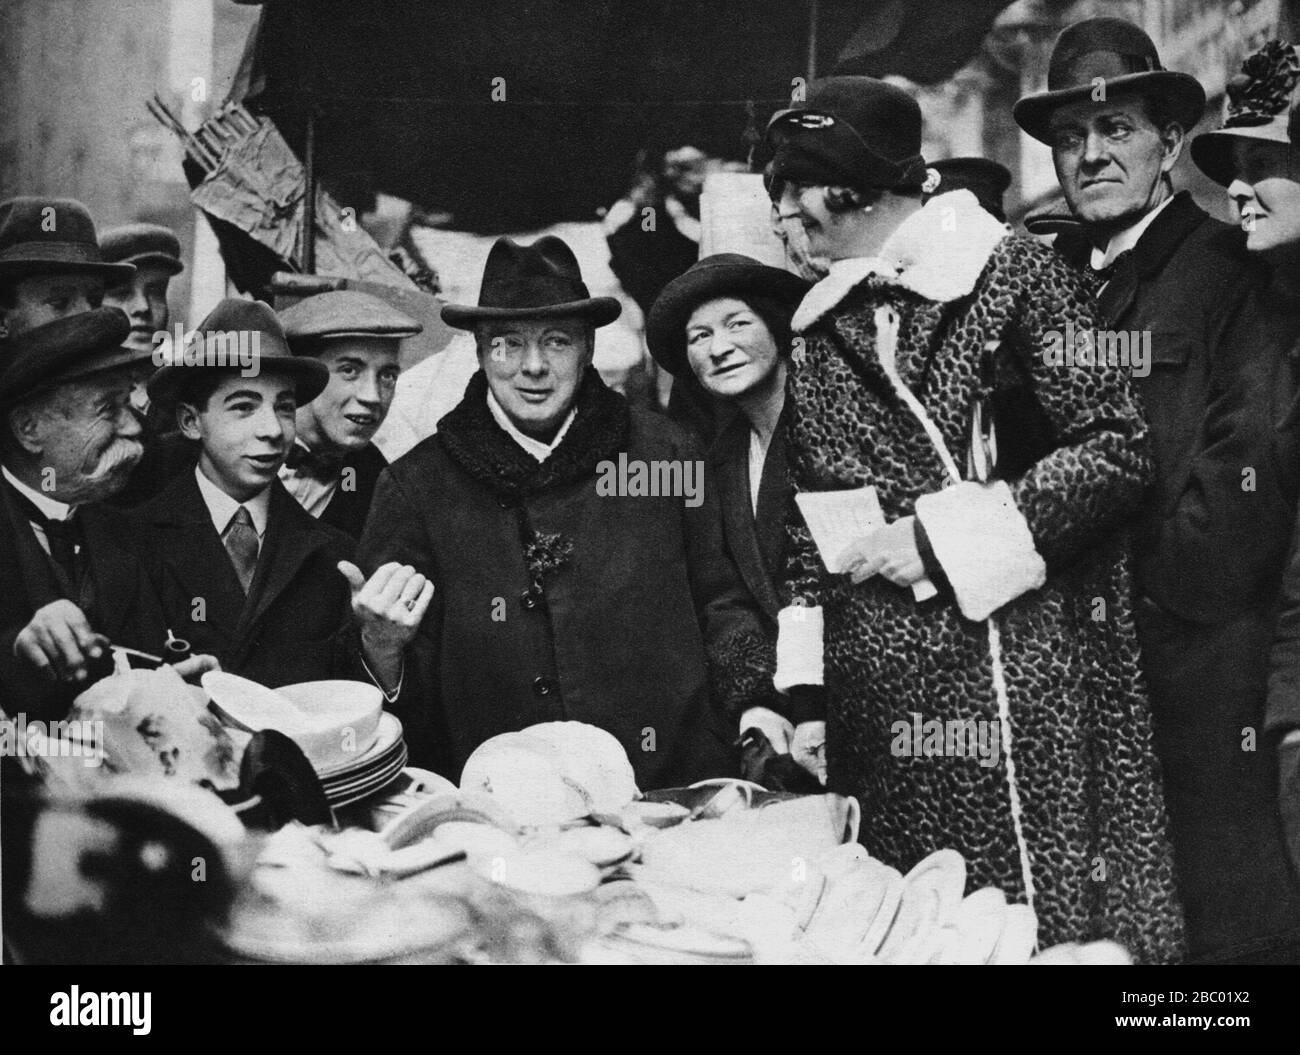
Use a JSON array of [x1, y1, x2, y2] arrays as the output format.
[[791, 720, 827, 786], [739, 706, 794, 754]]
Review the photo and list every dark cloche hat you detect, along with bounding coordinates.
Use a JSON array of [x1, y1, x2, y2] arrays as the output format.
[[1013, 17, 1206, 145], [646, 254, 810, 379], [100, 223, 185, 276], [147, 298, 328, 408], [923, 158, 1013, 222], [0, 197, 136, 282], [764, 76, 929, 194], [280, 290, 422, 352], [0, 307, 134, 407], [441, 236, 621, 330]]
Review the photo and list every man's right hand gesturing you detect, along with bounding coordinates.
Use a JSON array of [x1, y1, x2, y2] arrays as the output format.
[[338, 561, 434, 691]]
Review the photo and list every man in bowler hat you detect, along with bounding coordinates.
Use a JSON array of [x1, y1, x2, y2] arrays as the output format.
[[1017, 16, 1300, 962], [0, 197, 133, 341], [353, 235, 773, 788]]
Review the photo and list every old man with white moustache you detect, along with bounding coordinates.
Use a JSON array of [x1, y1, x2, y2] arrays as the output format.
[[354, 235, 771, 788]]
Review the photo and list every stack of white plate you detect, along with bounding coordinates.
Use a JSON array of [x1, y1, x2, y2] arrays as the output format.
[[315, 712, 408, 808]]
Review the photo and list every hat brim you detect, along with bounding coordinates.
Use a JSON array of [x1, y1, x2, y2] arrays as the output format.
[[1013, 71, 1206, 144], [1192, 121, 1295, 186], [147, 357, 329, 409], [114, 252, 184, 276], [646, 260, 810, 378], [0, 258, 136, 282], [441, 296, 622, 330]]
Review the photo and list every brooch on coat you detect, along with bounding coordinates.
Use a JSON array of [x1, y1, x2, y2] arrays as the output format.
[[523, 530, 574, 585]]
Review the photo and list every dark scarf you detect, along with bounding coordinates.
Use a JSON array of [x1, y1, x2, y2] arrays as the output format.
[[436, 367, 630, 500], [437, 367, 631, 588]]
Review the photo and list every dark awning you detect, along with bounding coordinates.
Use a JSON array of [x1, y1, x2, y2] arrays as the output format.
[[238, 0, 1013, 232]]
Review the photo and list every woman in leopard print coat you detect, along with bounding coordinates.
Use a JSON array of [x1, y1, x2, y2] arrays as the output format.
[[764, 78, 1184, 963]]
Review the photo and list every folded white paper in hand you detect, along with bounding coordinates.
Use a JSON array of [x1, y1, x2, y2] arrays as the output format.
[[794, 486, 936, 601]]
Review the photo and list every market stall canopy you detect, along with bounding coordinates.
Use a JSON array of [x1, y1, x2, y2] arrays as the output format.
[[234, 0, 1015, 232]]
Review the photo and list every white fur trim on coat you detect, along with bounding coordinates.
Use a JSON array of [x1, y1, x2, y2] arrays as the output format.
[[792, 189, 1010, 332], [774, 604, 825, 691], [914, 480, 1047, 622]]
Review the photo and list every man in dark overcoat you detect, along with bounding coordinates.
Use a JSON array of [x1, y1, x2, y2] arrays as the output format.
[[354, 236, 773, 789], [1015, 16, 1300, 962]]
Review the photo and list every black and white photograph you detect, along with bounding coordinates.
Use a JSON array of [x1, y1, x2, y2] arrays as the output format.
[[1, 0, 1299, 1011]]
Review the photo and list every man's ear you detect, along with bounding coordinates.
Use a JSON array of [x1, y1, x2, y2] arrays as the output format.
[[7, 404, 45, 455], [175, 401, 203, 441], [1159, 123, 1186, 174]]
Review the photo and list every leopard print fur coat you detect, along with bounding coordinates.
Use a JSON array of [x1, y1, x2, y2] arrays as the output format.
[[780, 191, 1185, 963]]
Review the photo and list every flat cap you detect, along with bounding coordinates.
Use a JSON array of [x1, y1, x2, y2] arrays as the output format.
[[100, 223, 184, 275], [0, 307, 134, 406], [279, 290, 422, 351]]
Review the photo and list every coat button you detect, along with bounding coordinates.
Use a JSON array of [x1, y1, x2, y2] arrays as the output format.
[[532, 675, 557, 698], [520, 586, 543, 610]]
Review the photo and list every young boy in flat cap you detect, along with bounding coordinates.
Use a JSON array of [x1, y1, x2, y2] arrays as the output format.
[[277, 290, 421, 539], [131, 298, 363, 687], [0, 197, 134, 341]]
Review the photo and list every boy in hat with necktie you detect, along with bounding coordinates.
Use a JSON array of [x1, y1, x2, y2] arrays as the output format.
[[132, 298, 371, 688], [0, 197, 134, 341], [277, 290, 421, 539], [1016, 16, 1300, 963]]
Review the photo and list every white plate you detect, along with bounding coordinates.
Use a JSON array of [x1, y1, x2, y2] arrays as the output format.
[[316, 712, 403, 779], [877, 850, 965, 962], [943, 886, 1007, 965], [324, 747, 408, 796], [988, 902, 1038, 965], [324, 747, 409, 807]]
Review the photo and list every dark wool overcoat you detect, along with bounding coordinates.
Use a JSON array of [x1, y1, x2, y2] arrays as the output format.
[[779, 191, 1184, 963], [358, 368, 771, 791], [1059, 196, 1300, 963]]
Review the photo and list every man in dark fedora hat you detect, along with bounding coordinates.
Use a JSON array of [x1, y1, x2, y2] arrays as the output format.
[[129, 299, 374, 688], [0, 308, 217, 719], [0, 197, 134, 341], [354, 235, 772, 788], [277, 290, 421, 539], [1018, 17, 1300, 963]]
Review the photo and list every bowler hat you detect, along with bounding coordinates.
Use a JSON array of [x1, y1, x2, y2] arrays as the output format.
[[0, 307, 134, 407], [100, 223, 185, 275], [280, 290, 422, 351], [0, 197, 135, 282], [1013, 18, 1205, 145], [1192, 40, 1300, 186], [765, 77, 929, 193], [441, 236, 621, 330], [924, 158, 1012, 222], [147, 298, 328, 408], [646, 254, 809, 379]]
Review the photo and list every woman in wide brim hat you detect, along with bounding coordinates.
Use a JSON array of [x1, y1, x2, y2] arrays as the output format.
[[648, 255, 811, 780], [753, 73, 1185, 962], [1212, 41, 1300, 891]]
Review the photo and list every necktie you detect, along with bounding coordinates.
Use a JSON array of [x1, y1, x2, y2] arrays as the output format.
[[283, 443, 344, 482], [222, 506, 259, 594], [6, 484, 83, 589]]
